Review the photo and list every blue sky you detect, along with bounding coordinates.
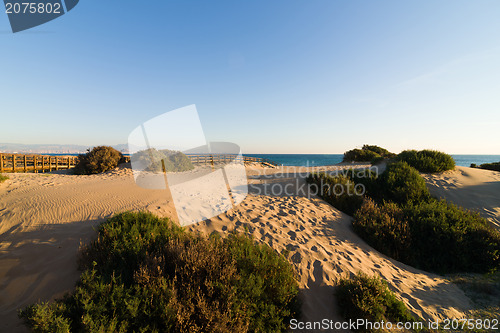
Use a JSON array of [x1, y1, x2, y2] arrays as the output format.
[[1, 1, 499, 154]]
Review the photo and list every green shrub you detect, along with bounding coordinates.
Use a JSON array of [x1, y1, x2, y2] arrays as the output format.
[[375, 161, 430, 205], [479, 162, 500, 172], [354, 199, 500, 274], [164, 151, 194, 172], [306, 172, 364, 216], [470, 163, 477, 168], [343, 145, 395, 163], [74, 146, 124, 175], [396, 150, 455, 173], [362, 145, 395, 158], [353, 199, 410, 262], [337, 272, 418, 332], [343, 149, 380, 163], [370, 156, 386, 165], [19, 302, 71, 332], [131, 148, 194, 172], [20, 212, 299, 332], [0, 174, 8, 183]]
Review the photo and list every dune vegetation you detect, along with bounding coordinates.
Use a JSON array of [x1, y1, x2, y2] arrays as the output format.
[[131, 148, 194, 173], [366, 161, 431, 205], [337, 272, 420, 333], [0, 174, 8, 183], [73, 146, 124, 175], [342, 145, 395, 164], [306, 172, 364, 216], [19, 212, 300, 332], [396, 149, 455, 173], [354, 198, 500, 273], [473, 162, 500, 172], [307, 159, 500, 274]]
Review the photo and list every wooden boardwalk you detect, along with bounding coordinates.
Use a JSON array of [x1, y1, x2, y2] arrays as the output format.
[[184, 154, 278, 167], [0, 153, 277, 173], [0, 154, 78, 173]]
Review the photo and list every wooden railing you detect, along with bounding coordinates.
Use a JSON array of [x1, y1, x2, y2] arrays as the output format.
[[124, 154, 278, 167], [0, 154, 78, 173], [185, 154, 278, 167], [0, 153, 278, 174]]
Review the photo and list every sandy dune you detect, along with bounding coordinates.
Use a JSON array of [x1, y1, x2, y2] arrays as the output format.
[[0, 167, 177, 332], [0, 164, 480, 332], [423, 166, 500, 229], [189, 167, 472, 324]]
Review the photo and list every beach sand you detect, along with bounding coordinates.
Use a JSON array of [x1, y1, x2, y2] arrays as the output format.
[[1, 164, 494, 331], [422, 166, 500, 230]]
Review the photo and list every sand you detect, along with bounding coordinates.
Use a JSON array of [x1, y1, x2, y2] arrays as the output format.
[[1, 164, 492, 331], [422, 166, 500, 230]]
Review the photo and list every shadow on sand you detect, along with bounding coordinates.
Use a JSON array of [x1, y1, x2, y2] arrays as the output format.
[[0, 219, 101, 332]]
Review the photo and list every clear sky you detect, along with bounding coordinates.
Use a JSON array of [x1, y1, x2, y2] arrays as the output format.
[[1, 1, 499, 154]]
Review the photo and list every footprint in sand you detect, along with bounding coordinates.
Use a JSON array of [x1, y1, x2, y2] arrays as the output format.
[[287, 230, 297, 240], [392, 278, 402, 285], [291, 252, 302, 264]]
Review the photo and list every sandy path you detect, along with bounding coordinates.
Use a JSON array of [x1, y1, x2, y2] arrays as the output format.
[[0, 164, 474, 332]]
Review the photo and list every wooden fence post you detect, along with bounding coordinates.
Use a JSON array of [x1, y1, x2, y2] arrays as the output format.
[[24, 155, 27, 172], [0, 154, 3, 173], [12, 155, 16, 172], [55, 157, 59, 170]]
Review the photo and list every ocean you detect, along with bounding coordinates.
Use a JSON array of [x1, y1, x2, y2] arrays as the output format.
[[244, 154, 500, 167]]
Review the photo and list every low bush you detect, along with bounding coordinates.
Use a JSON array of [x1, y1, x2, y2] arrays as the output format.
[[338, 162, 430, 206], [343, 148, 380, 163], [375, 161, 431, 205], [164, 150, 194, 172], [478, 162, 500, 172], [0, 174, 8, 183], [343, 145, 395, 163], [306, 162, 431, 215], [131, 148, 194, 172], [354, 199, 500, 274], [396, 150, 455, 173], [73, 146, 124, 175], [306, 172, 364, 216], [20, 212, 299, 332], [362, 145, 396, 158], [337, 272, 418, 332], [370, 156, 386, 165]]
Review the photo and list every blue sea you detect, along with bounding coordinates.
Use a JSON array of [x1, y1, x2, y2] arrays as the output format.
[[244, 154, 500, 167]]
